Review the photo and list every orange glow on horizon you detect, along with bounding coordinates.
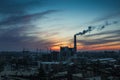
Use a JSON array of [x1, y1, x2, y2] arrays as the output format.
[[50, 38, 120, 51], [51, 44, 120, 51], [77, 44, 120, 51], [88, 45, 120, 50], [51, 46, 60, 51]]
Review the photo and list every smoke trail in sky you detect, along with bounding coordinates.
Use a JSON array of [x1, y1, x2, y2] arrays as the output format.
[[98, 20, 119, 30], [75, 26, 95, 35], [75, 20, 119, 36]]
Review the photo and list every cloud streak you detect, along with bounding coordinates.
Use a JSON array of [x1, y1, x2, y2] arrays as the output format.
[[90, 11, 120, 23], [85, 29, 120, 37], [0, 0, 58, 50], [0, 10, 58, 27], [77, 30, 120, 46], [0, 25, 56, 51]]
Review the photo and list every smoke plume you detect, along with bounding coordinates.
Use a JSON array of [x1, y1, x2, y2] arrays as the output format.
[[75, 20, 119, 36], [75, 26, 95, 35], [98, 20, 119, 30]]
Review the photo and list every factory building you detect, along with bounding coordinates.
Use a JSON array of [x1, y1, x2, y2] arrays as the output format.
[[60, 46, 74, 61]]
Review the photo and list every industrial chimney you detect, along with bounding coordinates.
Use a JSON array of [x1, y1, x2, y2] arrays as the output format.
[[74, 35, 77, 54]]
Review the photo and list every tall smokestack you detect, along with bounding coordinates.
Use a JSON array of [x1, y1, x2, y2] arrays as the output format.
[[74, 35, 77, 54], [73, 20, 119, 55]]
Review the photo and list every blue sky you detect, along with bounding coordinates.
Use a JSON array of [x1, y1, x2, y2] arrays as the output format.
[[0, 0, 120, 51]]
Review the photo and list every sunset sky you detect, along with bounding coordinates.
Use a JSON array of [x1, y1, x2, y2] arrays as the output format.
[[0, 0, 120, 51]]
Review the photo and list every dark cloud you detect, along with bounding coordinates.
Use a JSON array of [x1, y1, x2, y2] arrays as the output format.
[[0, 0, 58, 51], [78, 38, 120, 46], [78, 30, 120, 46], [0, 10, 59, 50], [85, 29, 120, 37], [0, 10, 58, 27], [0, 25, 55, 51]]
